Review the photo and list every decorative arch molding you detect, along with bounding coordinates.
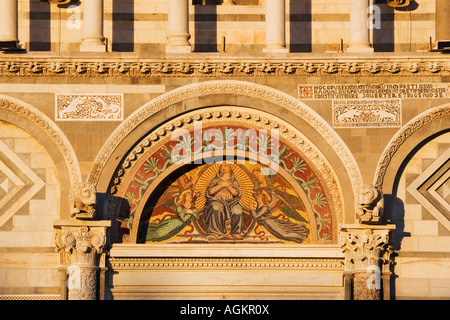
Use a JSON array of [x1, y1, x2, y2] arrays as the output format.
[[373, 104, 450, 192], [88, 80, 363, 223], [0, 95, 82, 217], [106, 107, 345, 244]]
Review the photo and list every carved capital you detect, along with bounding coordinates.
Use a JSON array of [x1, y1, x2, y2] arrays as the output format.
[[55, 225, 107, 266], [54, 220, 110, 300], [340, 225, 395, 300], [340, 225, 394, 272]]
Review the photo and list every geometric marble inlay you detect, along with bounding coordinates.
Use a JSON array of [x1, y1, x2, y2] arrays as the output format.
[[407, 148, 450, 231], [0, 140, 44, 228]]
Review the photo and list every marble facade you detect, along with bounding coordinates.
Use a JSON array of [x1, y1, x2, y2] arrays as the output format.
[[0, 0, 448, 300]]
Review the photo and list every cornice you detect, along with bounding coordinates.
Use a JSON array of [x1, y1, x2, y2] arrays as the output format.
[[1, 53, 449, 77], [109, 257, 344, 270]]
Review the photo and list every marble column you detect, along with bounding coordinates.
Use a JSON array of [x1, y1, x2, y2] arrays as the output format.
[[80, 0, 106, 52], [55, 220, 110, 300], [264, 0, 288, 53], [0, 0, 19, 50], [347, 0, 373, 52], [166, 0, 191, 53], [436, 0, 450, 46]]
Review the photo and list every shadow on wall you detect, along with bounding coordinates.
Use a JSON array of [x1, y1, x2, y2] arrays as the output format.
[[29, 0, 51, 51], [194, 2, 218, 52], [373, 0, 420, 52], [289, 0, 311, 52], [112, 0, 135, 52], [384, 130, 447, 299], [373, 0, 394, 52]]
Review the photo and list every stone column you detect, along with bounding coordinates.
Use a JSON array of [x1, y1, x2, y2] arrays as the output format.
[[0, 0, 19, 50], [436, 0, 450, 47], [55, 220, 110, 300], [264, 0, 288, 53], [80, 0, 106, 52], [166, 0, 191, 53], [347, 0, 373, 52], [340, 225, 395, 300]]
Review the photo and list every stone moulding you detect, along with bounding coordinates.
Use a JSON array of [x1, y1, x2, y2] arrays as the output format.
[[0, 56, 449, 77], [109, 257, 344, 271]]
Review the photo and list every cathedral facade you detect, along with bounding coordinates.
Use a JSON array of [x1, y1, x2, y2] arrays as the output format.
[[0, 0, 449, 300]]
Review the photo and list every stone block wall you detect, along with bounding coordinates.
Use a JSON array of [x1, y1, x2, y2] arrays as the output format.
[[0, 121, 60, 298]]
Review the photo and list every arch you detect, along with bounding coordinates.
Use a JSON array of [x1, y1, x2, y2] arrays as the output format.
[[0, 95, 82, 219], [107, 107, 344, 244], [89, 80, 363, 227], [373, 104, 450, 192]]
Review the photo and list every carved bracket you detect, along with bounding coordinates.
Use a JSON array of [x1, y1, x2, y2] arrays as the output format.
[[69, 183, 97, 220], [356, 184, 384, 225]]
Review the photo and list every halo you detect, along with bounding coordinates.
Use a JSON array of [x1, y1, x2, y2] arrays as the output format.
[[194, 162, 255, 210]]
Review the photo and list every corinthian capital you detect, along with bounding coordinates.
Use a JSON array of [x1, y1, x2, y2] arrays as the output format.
[[54, 220, 110, 267], [340, 225, 394, 272]]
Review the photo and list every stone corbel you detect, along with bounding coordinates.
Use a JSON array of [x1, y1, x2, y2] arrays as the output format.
[[356, 184, 384, 225], [340, 224, 395, 300], [54, 220, 111, 300]]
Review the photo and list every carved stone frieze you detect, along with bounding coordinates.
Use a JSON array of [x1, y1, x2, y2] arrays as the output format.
[[340, 226, 393, 272], [109, 257, 344, 271], [1, 57, 450, 78]]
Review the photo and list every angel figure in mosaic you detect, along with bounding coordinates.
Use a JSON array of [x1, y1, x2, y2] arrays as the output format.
[[146, 190, 200, 242], [250, 189, 309, 244]]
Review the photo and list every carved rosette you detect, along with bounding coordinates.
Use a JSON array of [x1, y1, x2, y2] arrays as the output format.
[[54, 221, 110, 300], [340, 225, 394, 300]]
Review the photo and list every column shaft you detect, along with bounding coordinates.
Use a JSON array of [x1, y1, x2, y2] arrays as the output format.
[[264, 0, 288, 53], [81, 0, 106, 52], [0, 0, 19, 50], [166, 0, 191, 53], [347, 0, 373, 52]]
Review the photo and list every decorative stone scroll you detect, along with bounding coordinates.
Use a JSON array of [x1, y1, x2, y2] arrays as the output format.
[[340, 225, 395, 300], [54, 220, 110, 300]]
